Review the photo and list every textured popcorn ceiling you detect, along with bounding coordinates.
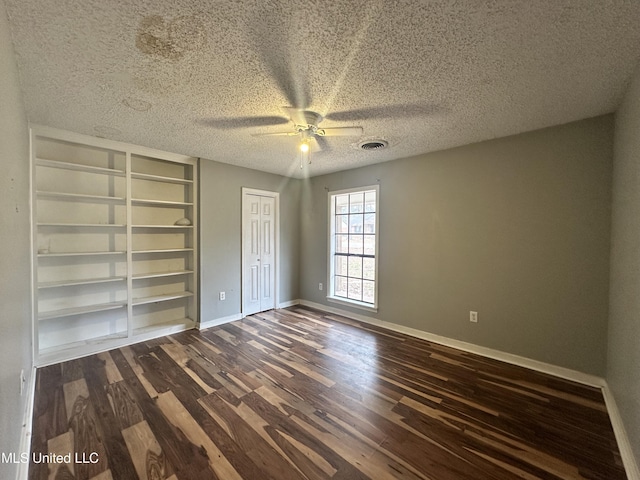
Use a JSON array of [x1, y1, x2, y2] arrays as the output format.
[[5, 0, 640, 177]]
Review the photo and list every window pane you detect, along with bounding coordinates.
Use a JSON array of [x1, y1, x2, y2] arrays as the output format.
[[349, 214, 363, 233], [363, 257, 375, 280], [335, 214, 349, 234], [336, 195, 349, 214], [349, 193, 364, 213], [349, 235, 363, 254], [335, 234, 349, 253], [335, 276, 347, 297], [348, 256, 362, 277], [364, 213, 375, 233], [348, 278, 362, 301], [363, 280, 375, 303], [363, 235, 375, 255], [335, 255, 348, 276], [330, 189, 378, 306], [365, 191, 376, 212]]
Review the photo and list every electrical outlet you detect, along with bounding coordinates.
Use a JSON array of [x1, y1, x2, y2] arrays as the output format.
[[319, 283, 323, 291], [219, 291, 226, 301], [470, 311, 478, 323], [19, 369, 25, 396]]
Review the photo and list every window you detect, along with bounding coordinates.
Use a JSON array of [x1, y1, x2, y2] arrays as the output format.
[[328, 186, 379, 310]]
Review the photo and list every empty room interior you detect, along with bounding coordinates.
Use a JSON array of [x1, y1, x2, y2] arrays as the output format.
[[2, 1, 640, 479]]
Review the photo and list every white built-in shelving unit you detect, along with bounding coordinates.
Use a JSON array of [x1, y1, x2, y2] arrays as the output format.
[[31, 126, 198, 365]]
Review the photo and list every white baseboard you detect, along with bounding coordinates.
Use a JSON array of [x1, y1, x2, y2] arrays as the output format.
[[277, 299, 300, 309], [198, 313, 243, 330], [16, 365, 36, 480], [297, 300, 604, 387], [602, 383, 640, 480], [197, 302, 302, 329]]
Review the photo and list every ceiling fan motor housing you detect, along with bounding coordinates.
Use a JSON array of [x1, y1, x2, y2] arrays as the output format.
[[294, 111, 324, 133]]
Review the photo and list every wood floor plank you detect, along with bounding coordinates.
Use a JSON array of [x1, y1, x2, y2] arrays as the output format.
[[121, 420, 172, 480], [241, 391, 357, 480], [134, 343, 273, 480], [47, 431, 75, 480], [119, 345, 160, 399], [109, 348, 218, 479], [30, 306, 628, 480], [104, 381, 144, 430], [79, 355, 139, 479], [29, 364, 67, 480], [96, 352, 123, 385], [156, 390, 244, 480], [62, 377, 109, 479], [199, 392, 309, 480]]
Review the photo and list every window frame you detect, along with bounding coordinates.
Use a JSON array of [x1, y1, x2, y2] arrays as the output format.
[[327, 185, 379, 312]]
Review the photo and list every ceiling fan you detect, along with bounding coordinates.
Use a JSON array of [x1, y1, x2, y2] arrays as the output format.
[[252, 107, 363, 167], [200, 7, 440, 170]]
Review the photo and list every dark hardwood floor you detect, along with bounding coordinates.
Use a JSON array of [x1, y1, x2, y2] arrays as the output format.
[[29, 306, 626, 480]]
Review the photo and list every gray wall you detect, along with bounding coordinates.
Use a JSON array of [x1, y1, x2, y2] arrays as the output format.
[[608, 64, 640, 462], [0, 1, 34, 478], [300, 116, 613, 376], [199, 159, 300, 323]]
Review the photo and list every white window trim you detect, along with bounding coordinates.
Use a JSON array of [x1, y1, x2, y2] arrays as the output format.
[[327, 184, 379, 312]]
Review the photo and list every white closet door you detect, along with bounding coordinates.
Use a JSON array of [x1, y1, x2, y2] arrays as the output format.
[[259, 195, 275, 311], [242, 192, 276, 315]]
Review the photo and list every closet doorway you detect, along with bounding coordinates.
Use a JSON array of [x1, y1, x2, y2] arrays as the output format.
[[241, 188, 278, 316]]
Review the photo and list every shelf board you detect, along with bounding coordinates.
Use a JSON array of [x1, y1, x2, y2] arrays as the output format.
[[132, 291, 194, 306], [39, 301, 127, 320], [36, 158, 125, 176], [132, 224, 193, 229], [131, 198, 193, 207], [37, 318, 195, 366], [133, 270, 194, 280], [38, 251, 127, 257], [38, 276, 127, 289], [131, 172, 193, 185], [38, 332, 128, 362], [133, 317, 195, 336], [37, 191, 126, 204], [132, 248, 193, 254], [38, 223, 127, 228]]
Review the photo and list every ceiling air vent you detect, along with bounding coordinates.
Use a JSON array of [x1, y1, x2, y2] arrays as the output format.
[[358, 139, 388, 151]]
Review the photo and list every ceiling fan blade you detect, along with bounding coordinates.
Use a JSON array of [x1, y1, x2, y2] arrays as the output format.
[[318, 126, 363, 137], [251, 131, 299, 137], [313, 135, 330, 151], [326, 103, 441, 121], [248, 7, 311, 110], [200, 116, 289, 130]]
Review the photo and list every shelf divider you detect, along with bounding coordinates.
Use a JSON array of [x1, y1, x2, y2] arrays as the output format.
[[132, 248, 193, 254], [38, 302, 127, 320], [38, 251, 127, 257], [131, 171, 193, 185], [37, 191, 126, 204], [133, 270, 193, 280], [132, 291, 194, 306], [131, 198, 193, 207], [38, 276, 127, 288], [36, 158, 126, 176], [38, 223, 127, 228]]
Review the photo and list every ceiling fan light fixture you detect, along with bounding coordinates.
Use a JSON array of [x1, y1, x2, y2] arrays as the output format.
[[299, 137, 311, 169]]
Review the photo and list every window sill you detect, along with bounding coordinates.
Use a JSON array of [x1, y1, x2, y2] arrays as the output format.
[[327, 296, 378, 313]]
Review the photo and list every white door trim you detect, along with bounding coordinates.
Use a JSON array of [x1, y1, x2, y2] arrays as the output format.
[[241, 188, 280, 316]]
